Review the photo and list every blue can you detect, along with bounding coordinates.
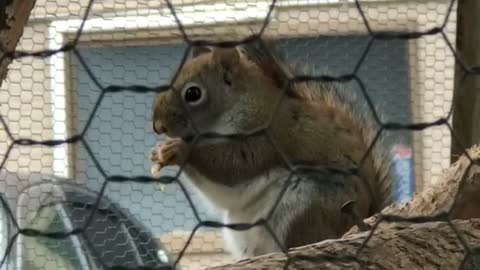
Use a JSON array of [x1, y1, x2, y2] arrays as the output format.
[[391, 144, 415, 203]]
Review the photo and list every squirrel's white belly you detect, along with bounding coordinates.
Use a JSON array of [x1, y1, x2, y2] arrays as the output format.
[[180, 167, 295, 259], [222, 209, 282, 259]]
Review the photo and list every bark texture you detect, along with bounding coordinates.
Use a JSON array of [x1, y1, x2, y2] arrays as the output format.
[[206, 145, 480, 270], [451, 0, 480, 162], [0, 0, 35, 88]]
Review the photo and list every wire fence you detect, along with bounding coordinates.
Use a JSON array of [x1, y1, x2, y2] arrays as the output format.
[[0, 0, 479, 269]]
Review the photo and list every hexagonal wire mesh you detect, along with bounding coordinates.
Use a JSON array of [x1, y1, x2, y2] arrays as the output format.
[[0, 0, 478, 269]]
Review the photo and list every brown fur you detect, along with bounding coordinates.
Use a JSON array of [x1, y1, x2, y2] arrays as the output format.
[[152, 39, 393, 254]]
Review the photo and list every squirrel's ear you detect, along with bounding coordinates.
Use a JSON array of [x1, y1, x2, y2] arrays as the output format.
[[191, 46, 212, 58], [240, 40, 296, 92], [212, 47, 240, 69]]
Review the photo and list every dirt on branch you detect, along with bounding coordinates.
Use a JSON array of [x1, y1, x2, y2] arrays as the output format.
[[206, 145, 480, 270]]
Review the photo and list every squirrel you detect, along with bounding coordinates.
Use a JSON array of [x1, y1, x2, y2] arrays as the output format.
[[149, 39, 393, 259]]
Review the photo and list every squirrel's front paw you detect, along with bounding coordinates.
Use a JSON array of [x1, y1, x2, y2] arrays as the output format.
[[150, 138, 188, 177]]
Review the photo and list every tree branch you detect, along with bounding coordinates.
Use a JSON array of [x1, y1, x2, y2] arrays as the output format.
[[207, 145, 480, 270], [0, 0, 35, 87], [451, 0, 480, 162]]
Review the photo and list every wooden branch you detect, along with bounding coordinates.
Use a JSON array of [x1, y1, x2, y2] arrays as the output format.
[[208, 219, 480, 270], [451, 0, 480, 162], [0, 0, 35, 87], [344, 144, 480, 235], [206, 145, 480, 270]]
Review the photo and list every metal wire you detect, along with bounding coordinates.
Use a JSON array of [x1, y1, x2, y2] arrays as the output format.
[[0, 0, 479, 269]]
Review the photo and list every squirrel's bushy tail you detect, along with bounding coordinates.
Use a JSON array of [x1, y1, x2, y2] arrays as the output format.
[[241, 39, 393, 211], [313, 81, 393, 210], [294, 76, 393, 211]]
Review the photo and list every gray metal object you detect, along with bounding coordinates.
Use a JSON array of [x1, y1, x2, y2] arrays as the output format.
[[0, 175, 174, 270]]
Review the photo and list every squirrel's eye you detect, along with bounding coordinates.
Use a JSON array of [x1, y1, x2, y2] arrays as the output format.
[[182, 84, 206, 106]]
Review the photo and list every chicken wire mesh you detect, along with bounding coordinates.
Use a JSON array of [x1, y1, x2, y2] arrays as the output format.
[[0, 0, 478, 269]]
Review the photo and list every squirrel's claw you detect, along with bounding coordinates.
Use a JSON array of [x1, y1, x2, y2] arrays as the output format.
[[151, 162, 163, 178]]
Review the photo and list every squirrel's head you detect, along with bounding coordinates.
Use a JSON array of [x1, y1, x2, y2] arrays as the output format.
[[152, 44, 289, 141]]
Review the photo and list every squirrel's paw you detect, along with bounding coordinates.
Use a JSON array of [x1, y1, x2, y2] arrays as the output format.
[[150, 138, 188, 176]]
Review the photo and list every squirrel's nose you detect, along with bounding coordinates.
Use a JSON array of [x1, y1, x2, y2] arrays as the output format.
[[153, 121, 168, 135]]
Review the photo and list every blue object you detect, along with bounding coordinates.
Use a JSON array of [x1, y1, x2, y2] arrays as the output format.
[[391, 144, 415, 203]]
